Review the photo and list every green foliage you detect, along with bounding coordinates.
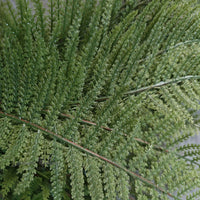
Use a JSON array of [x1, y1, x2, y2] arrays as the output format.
[[0, 0, 200, 199]]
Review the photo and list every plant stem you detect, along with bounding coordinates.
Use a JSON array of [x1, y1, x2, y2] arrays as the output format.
[[0, 110, 178, 199], [96, 75, 200, 102]]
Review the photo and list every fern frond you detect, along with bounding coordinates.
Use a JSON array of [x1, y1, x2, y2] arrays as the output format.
[[0, 124, 30, 170], [116, 170, 129, 200], [84, 156, 104, 200], [67, 148, 84, 200], [50, 141, 66, 200], [102, 163, 116, 200], [15, 129, 43, 195], [0, 168, 18, 198]]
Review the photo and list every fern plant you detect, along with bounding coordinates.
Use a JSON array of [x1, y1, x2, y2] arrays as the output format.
[[0, 0, 200, 199]]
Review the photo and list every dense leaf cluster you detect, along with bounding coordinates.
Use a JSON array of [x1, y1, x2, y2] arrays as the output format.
[[0, 0, 200, 199]]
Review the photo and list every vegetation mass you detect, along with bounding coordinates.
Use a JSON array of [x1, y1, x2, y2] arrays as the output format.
[[0, 0, 200, 199]]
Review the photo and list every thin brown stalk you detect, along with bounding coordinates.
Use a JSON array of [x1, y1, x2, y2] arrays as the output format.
[[59, 112, 168, 153], [60, 112, 200, 168], [0, 110, 177, 198]]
